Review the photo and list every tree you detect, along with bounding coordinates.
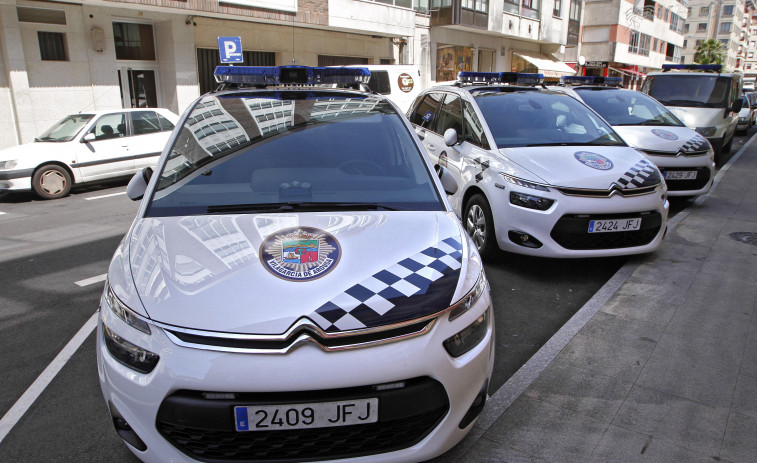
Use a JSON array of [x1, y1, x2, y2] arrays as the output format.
[[694, 39, 725, 65]]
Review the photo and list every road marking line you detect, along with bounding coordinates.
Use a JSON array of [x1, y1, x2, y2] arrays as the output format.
[[84, 192, 126, 201], [0, 212, 6, 215], [0, 311, 98, 444], [74, 274, 107, 287]]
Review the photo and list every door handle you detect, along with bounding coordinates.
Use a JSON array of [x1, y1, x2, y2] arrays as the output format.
[[427, 144, 436, 151]]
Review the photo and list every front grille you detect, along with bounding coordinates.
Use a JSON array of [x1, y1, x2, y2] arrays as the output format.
[[555, 184, 658, 198], [643, 149, 709, 157], [660, 167, 711, 191], [156, 377, 449, 462], [550, 211, 662, 250]]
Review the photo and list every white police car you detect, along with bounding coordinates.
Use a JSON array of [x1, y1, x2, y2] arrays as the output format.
[[407, 72, 669, 259], [552, 76, 714, 198], [96, 65, 494, 463]]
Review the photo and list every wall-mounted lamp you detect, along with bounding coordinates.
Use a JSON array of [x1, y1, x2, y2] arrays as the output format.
[[91, 27, 105, 53]]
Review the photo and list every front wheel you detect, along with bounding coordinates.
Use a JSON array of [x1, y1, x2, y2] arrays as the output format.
[[464, 194, 498, 260], [32, 165, 72, 199]]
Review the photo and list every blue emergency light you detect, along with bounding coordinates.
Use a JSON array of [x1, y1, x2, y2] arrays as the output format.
[[213, 66, 372, 86], [661, 64, 722, 72], [561, 76, 623, 86], [458, 71, 544, 86]]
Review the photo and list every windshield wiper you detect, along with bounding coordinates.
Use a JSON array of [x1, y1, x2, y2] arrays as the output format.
[[35, 136, 56, 142], [658, 99, 707, 107], [525, 142, 594, 147], [206, 201, 401, 214]]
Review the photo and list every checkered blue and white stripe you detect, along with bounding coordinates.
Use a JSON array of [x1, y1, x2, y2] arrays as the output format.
[[309, 236, 464, 332], [616, 159, 661, 188], [678, 134, 709, 153]]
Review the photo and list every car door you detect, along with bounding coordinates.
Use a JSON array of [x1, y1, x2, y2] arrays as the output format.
[[129, 110, 176, 170], [75, 112, 132, 181], [410, 92, 444, 164]]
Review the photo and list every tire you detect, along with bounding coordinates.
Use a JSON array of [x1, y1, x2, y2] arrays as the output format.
[[32, 164, 72, 199], [464, 194, 498, 260]]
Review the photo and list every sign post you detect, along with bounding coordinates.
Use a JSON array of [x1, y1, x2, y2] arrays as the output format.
[[218, 36, 243, 64]]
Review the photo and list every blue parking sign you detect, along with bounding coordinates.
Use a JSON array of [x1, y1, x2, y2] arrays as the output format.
[[218, 36, 243, 64]]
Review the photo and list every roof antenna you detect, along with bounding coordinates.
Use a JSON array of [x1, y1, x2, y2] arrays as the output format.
[[291, 11, 296, 65]]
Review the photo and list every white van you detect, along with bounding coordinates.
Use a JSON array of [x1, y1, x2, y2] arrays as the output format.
[[344, 65, 423, 112], [642, 64, 742, 160]]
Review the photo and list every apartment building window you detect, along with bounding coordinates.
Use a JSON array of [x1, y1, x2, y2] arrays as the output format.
[[700, 6, 709, 16], [748, 64, 752, 69], [720, 39, 729, 46], [749, 52, 755, 58], [653, 38, 658, 50], [38, 31, 67, 61], [695, 39, 702, 47], [660, 40, 665, 53], [723, 5, 734, 16], [687, 7, 691, 17], [670, 13, 679, 31], [462, 0, 488, 12], [643, 0, 655, 21], [683, 23, 689, 32], [366, 0, 413, 7], [629, 30, 651, 55], [697, 23, 707, 32], [504, 0, 519, 14], [553, 0, 561, 16], [521, 0, 539, 19], [113, 22, 156, 60], [720, 22, 732, 34], [683, 39, 687, 47]]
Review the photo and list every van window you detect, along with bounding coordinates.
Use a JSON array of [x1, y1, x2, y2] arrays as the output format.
[[644, 75, 733, 108], [367, 71, 391, 94]]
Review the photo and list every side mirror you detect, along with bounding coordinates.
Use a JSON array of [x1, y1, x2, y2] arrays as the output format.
[[81, 132, 96, 143], [732, 99, 744, 113], [443, 128, 458, 147], [750, 103, 757, 109], [126, 167, 153, 201], [437, 165, 458, 195]]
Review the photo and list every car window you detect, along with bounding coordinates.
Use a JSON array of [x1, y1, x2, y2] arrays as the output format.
[[367, 71, 391, 94], [474, 91, 625, 148], [644, 75, 733, 108], [36, 114, 94, 142], [436, 93, 463, 136], [90, 113, 126, 140], [462, 101, 490, 149], [575, 89, 684, 126], [147, 93, 444, 216], [157, 114, 174, 131], [409, 93, 444, 130], [132, 111, 164, 135]]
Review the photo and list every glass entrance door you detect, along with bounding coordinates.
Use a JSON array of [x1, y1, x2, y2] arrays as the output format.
[[118, 68, 158, 108]]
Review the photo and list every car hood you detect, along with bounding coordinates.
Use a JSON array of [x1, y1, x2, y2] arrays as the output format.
[[122, 212, 469, 334], [664, 107, 723, 129], [0, 142, 65, 161], [612, 126, 711, 154], [499, 145, 662, 189]]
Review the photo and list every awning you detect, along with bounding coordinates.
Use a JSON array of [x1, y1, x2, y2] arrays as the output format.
[[610, 66, 646, 77], [513, 52, 577, 77]]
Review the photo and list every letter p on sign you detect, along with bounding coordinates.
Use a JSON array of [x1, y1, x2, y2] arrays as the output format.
[[218, 36, 243, 63]]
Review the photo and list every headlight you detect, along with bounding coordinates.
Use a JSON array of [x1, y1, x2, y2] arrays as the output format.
[[695, 127, 716, 137], [104, 281, 151, 334], [510, 192, 554, 211], [103, 324, 159, 374], [0, 160, 18, 169], [448, 272, 487, 321], [443, 308, 490, 358], [500, 173, 550, 192]]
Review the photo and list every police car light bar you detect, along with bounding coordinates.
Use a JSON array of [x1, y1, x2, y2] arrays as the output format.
[[661, 64, 722, 72], [214, 66, 371, 86], [458, 71, 544, 86], [561, 76, 623, 87]]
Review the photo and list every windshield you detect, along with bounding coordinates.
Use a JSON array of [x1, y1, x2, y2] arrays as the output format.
[[36, 114, 94, 142], [473, 91, 626, 148], [644, 75, 732, 108], [575, 88, 684, 127], [147, 92, 444, 217]]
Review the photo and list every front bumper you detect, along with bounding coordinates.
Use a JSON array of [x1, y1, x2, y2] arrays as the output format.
[[488, 183, 669, 258], [0, 169, 33, 191], [97, 292, 494, 463]]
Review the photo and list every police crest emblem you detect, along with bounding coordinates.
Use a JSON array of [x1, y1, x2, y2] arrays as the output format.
[[574, 151, 614, 170], [260, 227, 340, 281]]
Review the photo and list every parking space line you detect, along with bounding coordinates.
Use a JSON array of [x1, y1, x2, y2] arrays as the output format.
[[84, 192, 126, 201], [74, 273, 107, 287], [0, 311, 98, 444], [0, 211, 6, 215]]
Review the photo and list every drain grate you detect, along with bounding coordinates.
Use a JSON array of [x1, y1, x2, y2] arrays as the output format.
[[729, 232, 757, 246]]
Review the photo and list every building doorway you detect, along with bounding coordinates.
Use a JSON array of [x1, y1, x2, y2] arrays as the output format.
[[118, 67, 159, 108], [113, 21, 160, 108]]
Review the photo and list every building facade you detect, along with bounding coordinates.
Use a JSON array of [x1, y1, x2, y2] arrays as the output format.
[[0, 0, 579, 149], [580, 0, 687, 89]]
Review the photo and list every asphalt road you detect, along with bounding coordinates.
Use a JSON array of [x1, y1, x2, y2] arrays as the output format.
[[0, 128, 750, 462]]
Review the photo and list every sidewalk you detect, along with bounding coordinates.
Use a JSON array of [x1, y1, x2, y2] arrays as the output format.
[[444, 136, 757, 462]]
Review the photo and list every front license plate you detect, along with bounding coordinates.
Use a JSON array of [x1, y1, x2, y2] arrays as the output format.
[[588, 218, 641, 233], [665, 170, 697, 180], [234, 398, 378, 432]]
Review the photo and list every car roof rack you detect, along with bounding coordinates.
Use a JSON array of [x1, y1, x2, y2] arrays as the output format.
[[661, 64, 722, 73], [455, 71, 544, 87], [560, 76, 623, 87], [213, 65, 372, 91]]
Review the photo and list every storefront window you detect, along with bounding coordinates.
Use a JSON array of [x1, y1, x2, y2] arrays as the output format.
[[436, 45, 472, 82]]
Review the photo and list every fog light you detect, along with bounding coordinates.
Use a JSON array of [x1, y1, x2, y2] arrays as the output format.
[[443, 308, 489, 358], [109, 401, 147, 451], [510, 192, 554, 210], [103, 324, 159, 374], [459, 380, 488, 429], [508, 231, 543, 248]]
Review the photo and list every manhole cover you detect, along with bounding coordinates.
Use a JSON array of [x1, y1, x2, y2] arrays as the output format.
[[729, 232, 757, 246]]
